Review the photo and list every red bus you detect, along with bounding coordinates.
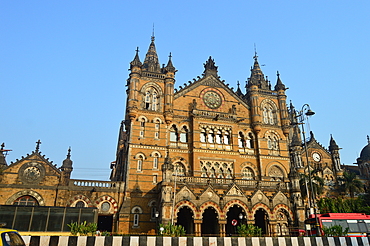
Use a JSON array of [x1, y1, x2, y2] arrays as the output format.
[[305, 213, 370, 237]]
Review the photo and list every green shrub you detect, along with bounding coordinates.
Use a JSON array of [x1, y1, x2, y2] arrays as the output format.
[[322, 225, 349, 236], [67, 221, 98, 236], [236, 224, 262, 237], [158, 223, 186, 237]]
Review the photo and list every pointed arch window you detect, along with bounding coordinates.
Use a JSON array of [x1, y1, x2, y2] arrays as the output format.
[[200, 129, 207, 143], [223, 131, 230, 145], [144, 87, 159, 111], [170, 125, 178, 142], [179, 126, 188, 143], [247, 133, 254, 148], [238, 132, 245, 148], [216, 130, 222, 144], [207, 130, 214, 143]]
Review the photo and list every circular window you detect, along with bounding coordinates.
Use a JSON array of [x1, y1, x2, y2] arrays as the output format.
[[203, 91, 222, 109], [101, 202, 111, 212]]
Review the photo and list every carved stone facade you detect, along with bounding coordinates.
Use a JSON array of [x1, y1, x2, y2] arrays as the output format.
[[110, 37, 344, 236], [0, 37, 344, 235]]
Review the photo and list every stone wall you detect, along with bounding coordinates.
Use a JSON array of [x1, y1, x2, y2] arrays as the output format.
[[21, 236, 370, 246]]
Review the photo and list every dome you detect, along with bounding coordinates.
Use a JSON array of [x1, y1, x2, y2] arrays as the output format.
[[360, 143, 370, 161]]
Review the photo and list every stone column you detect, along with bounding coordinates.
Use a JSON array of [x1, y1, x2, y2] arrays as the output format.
[[194, 219, 202, 237], [219, 220, 227, 237]]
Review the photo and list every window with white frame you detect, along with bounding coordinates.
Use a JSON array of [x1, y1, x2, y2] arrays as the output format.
[[174, 162, 186, 176], [262, 101, 277, 125], [154, 121, 160, 139], [170, 125, 178, 142], [153, 153, 159, 169], [139, 118, 146, 138], [144, 87, 159, 111], [200, 160, 233, 178], [179, 126, 188, 143], [137, 155, 144, 172], [153, 174, 157, 184], [242, 167, 255, 180]]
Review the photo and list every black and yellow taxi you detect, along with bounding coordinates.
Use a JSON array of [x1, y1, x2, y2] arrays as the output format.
[[0, 223, 26, 246]]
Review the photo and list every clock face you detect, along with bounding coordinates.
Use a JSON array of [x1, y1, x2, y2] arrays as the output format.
[[312, 152, 321, 162], [203, 91, 222, 109]]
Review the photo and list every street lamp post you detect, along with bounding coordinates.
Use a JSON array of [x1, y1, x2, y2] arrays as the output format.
[[295, 104, 321, 236], [155, 210, 160, 234]]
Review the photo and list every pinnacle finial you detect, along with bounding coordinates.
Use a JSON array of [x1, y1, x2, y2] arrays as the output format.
[[151, 23, 155, 42], [253, 43, 258, 61], [367, 135, 370, 144], [135, 47, 139, 54], [67, 147, 71, 159], [35, 139, 41, 152], [277, 71, 280, 77], [1, 143, 4, 150]]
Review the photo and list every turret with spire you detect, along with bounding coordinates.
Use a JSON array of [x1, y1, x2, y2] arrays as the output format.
[[163, 53, 176, 123], [275, 71, 290, 136], [60, 147, 73, 185], [246, 53, 269, 90], [329, 135, 342, 173], [142, 36, 161, 73]]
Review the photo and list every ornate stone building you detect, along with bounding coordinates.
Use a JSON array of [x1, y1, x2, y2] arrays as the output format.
[[110, 36, 344, 236], [0, 36, 345, 236]]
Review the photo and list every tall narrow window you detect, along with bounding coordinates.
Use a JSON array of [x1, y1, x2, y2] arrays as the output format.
[[238, 132, 245, 148], [139, 119, 145, 138], [154, 122, 160, 139], [268, 107, 274, 124], [137, 156, 143, 172], [223, 131, 230, 145], [208, 130, 214, 143], [200, 129, 206, 143], [180, 126, 188, 143], [152, 92, 158, 111], [153, 153, 159, 169], [153, 175, 157, 184], [170, 125, 178, 142], [263, 107, 268, 124], [216, 130, 222, 144], [247, 133, 254, 148], [144, 87, 159, 111]]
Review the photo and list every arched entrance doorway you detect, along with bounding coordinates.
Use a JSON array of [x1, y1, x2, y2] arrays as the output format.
[[176, 206, 194, 235], [226, 205, 246, 236], [201, 207, 219, 236], [254, 208, 268, 236]]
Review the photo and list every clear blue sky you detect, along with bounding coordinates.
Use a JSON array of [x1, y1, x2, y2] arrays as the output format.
[[1, 1, 370, 180]]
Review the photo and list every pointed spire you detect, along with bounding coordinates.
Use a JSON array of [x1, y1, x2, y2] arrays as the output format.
[[291, 127, 302, 147], [247, 52, 269, 89], [35, 139, 41, 152], [62, 147, 73, 169], [235, 81, 243, 96], [164, 52, 176, 73], [274, 71, 286, 91], [309, 131, 315, 141], [130, 47, 142, 69], [142, 35, 161, 73], [203, 56, 218, 77], [368, 135, 370, 144], [0, 143, 7, 167], [329, 134, 339, 151]]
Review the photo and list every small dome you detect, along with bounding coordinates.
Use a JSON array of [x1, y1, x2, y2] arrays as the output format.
[[360, 143, 370, 161]]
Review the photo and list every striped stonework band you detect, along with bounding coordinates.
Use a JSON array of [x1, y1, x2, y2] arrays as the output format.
[[21, 236, 370, 246]]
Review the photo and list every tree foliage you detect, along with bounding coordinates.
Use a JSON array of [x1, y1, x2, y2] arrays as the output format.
[[338, 171, 364, 198], [299, 169, 325, 199], [236, 224, 262, 237], [158, 223, 186, 237]]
